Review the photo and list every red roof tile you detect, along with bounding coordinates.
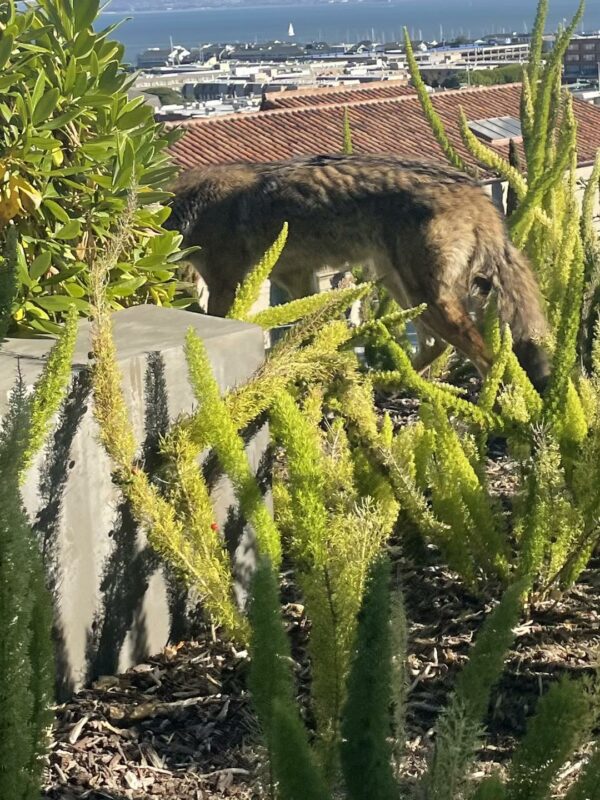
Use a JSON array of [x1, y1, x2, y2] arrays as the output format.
[[167, 83, 600, 179], [260, 80, 414, 109]]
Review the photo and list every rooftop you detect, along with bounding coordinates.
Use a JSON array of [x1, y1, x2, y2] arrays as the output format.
[[167, 82, 600, 179], [259, 80, 414, 109]]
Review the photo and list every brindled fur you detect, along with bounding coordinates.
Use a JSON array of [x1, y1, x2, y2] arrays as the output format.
[[166, 154, 550, 389]]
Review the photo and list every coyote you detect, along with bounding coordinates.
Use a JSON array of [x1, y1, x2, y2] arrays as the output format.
[[166, 154, 550, 390]]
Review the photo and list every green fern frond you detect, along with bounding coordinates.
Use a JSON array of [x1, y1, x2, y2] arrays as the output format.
[[526, 0, 549, 103], [249, 283, 370, 330], [403, 28, 470, 174], [20, 304, 78, 479], [506, 677, 593, 800], [343, 106, 354, 155], [459, 109, 527, 202], [227, 222, 288, 321], [185, 328, 281, 565]]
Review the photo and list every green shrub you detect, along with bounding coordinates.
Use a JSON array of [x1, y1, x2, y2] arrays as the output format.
[[0, 0, 191, 335], [248, 554, 599, 800], [395, 0, 600, 595], [0, 228, 77, 799]]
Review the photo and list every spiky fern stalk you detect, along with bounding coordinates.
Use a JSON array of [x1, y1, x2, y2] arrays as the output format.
[[520, 69, 536, 163], [90, 213, 246, 640], [340, 555, 397, 800], [0, 229, 77, 798], [418, 401, 508, 585], [580, 150, 600, 363], [525, 2, 583, 186], [343, 106, 353, 155], [458, 110, 527, 203], [161, 426, 249, 640], [185, 329, 281, 565], [227, 223, 288, 321], [403, 28, 470, 174], [362, 417, 452, 555], [270, 389, 392, 774], [506, 139, 524, 216], [367, 321, 495, 428], [20, 304, 78, 479], [425, 582, 522, 800], [248, 558, 331, 800], [544, 232, 586, 445], [0, 380, 55, 800], [526, 0, 549, 107], [515, 433, 584, 594], [510, 90, 577, 247], [505, 677, 594, 800], [249, 283, 370, 331]]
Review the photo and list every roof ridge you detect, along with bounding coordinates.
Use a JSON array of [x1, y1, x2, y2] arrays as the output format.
[[265, 79, 411, 97], [167, 82, 522, 129]]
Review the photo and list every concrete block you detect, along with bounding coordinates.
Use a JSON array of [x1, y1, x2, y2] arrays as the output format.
[[0, 307, 267, 697]]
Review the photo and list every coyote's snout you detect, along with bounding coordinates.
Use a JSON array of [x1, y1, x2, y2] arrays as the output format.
[[166, 154, 550, 390]]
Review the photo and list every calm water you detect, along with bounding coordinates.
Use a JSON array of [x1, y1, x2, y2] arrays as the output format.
[[99, 1, 600, 63]]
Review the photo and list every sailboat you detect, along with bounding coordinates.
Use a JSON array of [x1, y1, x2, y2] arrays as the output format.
[[288, 22, 295, 38]]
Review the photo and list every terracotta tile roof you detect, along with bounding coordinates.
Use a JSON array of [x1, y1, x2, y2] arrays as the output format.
[[167, 83, 600, 179], [259, 80, 415, 109]]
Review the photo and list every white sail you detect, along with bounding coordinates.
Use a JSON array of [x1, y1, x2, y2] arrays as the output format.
[[288, 22, 295, 37]]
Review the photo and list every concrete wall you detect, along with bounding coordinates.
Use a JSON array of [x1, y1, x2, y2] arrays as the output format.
[[0, 307, 267, 697]]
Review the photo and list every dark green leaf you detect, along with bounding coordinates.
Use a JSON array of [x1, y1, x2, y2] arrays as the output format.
[[32, 87, 60, 126], [117, 104, 151, 131], [30, 252, 52, 281], [54, 220, 81, 240], [0, 33, 14, 69], [43, 199, 70, 223], [73, 29, 95, 59], [41, 106, 83, 129], [35, 295, 77, 312], [15, 242, 32, 289], [106, 276, 146, 297], [31, 71, 46, 109], [74, 0, 99, 32], [30, 317, 63, 334]]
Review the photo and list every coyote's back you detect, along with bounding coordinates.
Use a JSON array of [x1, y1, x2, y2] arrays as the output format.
[[167, 154, 550, 389]]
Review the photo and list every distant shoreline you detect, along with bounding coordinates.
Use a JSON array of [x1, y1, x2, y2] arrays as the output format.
[[102, 2, 411, 14]]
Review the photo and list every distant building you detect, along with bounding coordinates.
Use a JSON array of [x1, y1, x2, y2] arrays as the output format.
[[413, 41, 530, 68], [564, 35, 600, 82], [136, 47, 173, 70]]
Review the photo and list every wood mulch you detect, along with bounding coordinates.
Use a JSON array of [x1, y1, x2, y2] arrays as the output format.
[[42, 383, 600, 799]]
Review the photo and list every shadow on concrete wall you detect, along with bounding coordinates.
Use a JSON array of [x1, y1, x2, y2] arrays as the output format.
[[35, 351, 269, 698], [84, 352, 193, 686], [35, 355, 192, 699], [34, 367, 92, 700]]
